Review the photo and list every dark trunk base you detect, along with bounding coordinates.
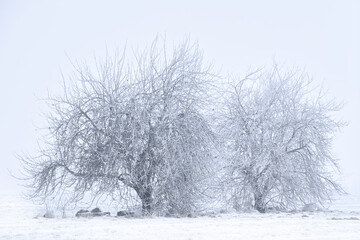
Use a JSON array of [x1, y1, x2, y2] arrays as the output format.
[[135, 187, 153, 215], [142, 200, 152, 215], [255, 204, 266, 213], [254, 195, 266, 213]]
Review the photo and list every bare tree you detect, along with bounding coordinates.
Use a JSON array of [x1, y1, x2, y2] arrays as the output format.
[[21, 38, 217, 215], [223, 65, 344, 212]]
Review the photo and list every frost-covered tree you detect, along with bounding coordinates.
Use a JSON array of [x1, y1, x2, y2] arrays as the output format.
[[223, 65, 343, 213], [21, 38, 216, 215]]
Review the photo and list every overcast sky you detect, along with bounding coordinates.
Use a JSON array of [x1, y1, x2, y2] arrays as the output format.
[[0, 0, 359, 196]]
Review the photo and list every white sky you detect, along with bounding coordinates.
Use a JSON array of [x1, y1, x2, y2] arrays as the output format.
[[0, 0, 359, 196]]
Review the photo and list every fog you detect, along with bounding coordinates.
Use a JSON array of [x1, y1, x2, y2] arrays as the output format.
[[0, 0, 359, 196]]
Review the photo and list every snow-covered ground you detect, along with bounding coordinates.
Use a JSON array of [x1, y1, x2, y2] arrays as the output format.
[[1, 192, 359, 240]]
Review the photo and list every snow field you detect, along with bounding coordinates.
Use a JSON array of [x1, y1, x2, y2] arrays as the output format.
[[1, 193, 359, 240]]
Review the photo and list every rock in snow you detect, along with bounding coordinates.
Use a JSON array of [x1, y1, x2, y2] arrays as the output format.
[[75, 210, 90, 217], [117, 210, 134, 217], [302, 203, 318, 212], [76, 208, 110, 217], [91, 208, 101, 213]]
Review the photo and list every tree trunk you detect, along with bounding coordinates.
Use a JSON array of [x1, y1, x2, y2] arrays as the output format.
[[254, 194, 266, 213], [141, 189, 153, 214], [135, 186, 153, 215]]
